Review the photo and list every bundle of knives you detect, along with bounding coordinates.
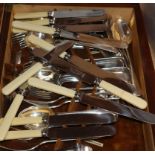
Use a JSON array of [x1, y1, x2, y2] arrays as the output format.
[[0, 8, 154, 151]]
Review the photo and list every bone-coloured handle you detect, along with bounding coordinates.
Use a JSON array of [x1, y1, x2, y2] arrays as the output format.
[[0, 94, 23, 141], [28, 77, 76, 98], [2, 62, 43, 95], [0, 117, 42, 126], [12, 28, 27, 33], [14, 12, 48, 19], [12, 21, 55, 35], [27, 34, 55, 52], [12, 19, 50, 33], [4, 130, 42, 140], [99, 80, 147, 109]]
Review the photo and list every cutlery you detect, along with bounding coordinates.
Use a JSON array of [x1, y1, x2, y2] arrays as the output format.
[[17, 106, 117, 130], [14, 9, 106, 19], [3, 125, 116, 141], [27, 77, 154, 124], [26, 37, 143, 108], [0, 63, 43, 141], [12, 21, 127, 49]]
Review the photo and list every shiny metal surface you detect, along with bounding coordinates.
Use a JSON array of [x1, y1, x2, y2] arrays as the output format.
[[18, 106, 117, 130]]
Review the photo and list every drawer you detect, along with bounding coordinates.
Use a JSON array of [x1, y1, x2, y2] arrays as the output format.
[[0, 4, 155, 151]]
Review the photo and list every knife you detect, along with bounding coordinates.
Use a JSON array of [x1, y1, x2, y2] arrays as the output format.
[[4, 125, 116, 141], [13, 23, 110, 33], [56, 24, 110, 33], [0, 109, 117, 127], [27, 37, 145, 109], [12, 14, 110, 33], [79, 93, 155, 124], [27, 77, 155, 124], [12, 21, 127, 49], [14, 9, 106, 19]]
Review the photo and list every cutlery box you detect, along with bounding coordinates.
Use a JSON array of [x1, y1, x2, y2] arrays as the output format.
[[0, 3, 155, 151]]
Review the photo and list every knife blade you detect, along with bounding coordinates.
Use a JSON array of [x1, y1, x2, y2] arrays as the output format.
[[56, 24, 109, 33], [14, 9, 106, 19], [4, 125, 116, 141], [59, 30, 128, 49], [79, 93, 155, 124], [54, 15, 109, 25], [48, 109, 118, 127]]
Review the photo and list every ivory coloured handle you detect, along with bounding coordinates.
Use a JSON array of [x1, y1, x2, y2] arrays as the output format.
[[12, 28, 27, 33], [99, 80, 147, 109], [4, 130, 42, 140], [14, 12, 48, 19], [12, 18, 50, 33], [28, 77, 76, 98], [12, 21, 55, 35], [0, 94, 23, 141], [0, 117, 42, 126], [27, 34, 55, 52], [2, 62, 43, 95]]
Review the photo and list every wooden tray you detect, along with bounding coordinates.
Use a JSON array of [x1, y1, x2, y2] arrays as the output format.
[[0, 4, 155, 150]]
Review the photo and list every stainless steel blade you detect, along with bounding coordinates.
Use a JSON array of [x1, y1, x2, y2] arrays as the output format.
[[80, 94, 155, 124], [53, 9, 105, 18], [48, 110, 118, 127], [45, 125, 116, 140]]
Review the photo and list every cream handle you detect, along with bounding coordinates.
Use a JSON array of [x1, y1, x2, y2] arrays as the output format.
[[12, 21, 55, 35], [2, 62, 43, 95], [27, 34, 55, 52], [28, 77, 76, 98], [12, 18, 50, 33], [12, 28, 27, 33], [4, 130, 42, 140], [14, 12, 48, 19], [0, 94, 23, 141], [0, 117, 42, 126], [99, 80, 147, 109]]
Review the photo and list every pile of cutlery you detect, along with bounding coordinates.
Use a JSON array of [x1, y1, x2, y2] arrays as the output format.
[[0, 8, 154, 151]]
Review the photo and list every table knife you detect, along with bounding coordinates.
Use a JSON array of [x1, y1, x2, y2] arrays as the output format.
[[26, 37, 145, 109], [12, 21, 127, 49], [0, 109, 117, 127], [4, 125, 116, 141], [27, 77, 155, 124], [14, 9, 105, 19]]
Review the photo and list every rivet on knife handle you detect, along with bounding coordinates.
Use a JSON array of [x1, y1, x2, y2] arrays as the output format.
[[99, 80, 147, 109], [27, 34, 55, 52], [2, 62, 43, 95], [0, 94, 23, 141], [28, 77, 76, 98], [12, 21, 55, 35]]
